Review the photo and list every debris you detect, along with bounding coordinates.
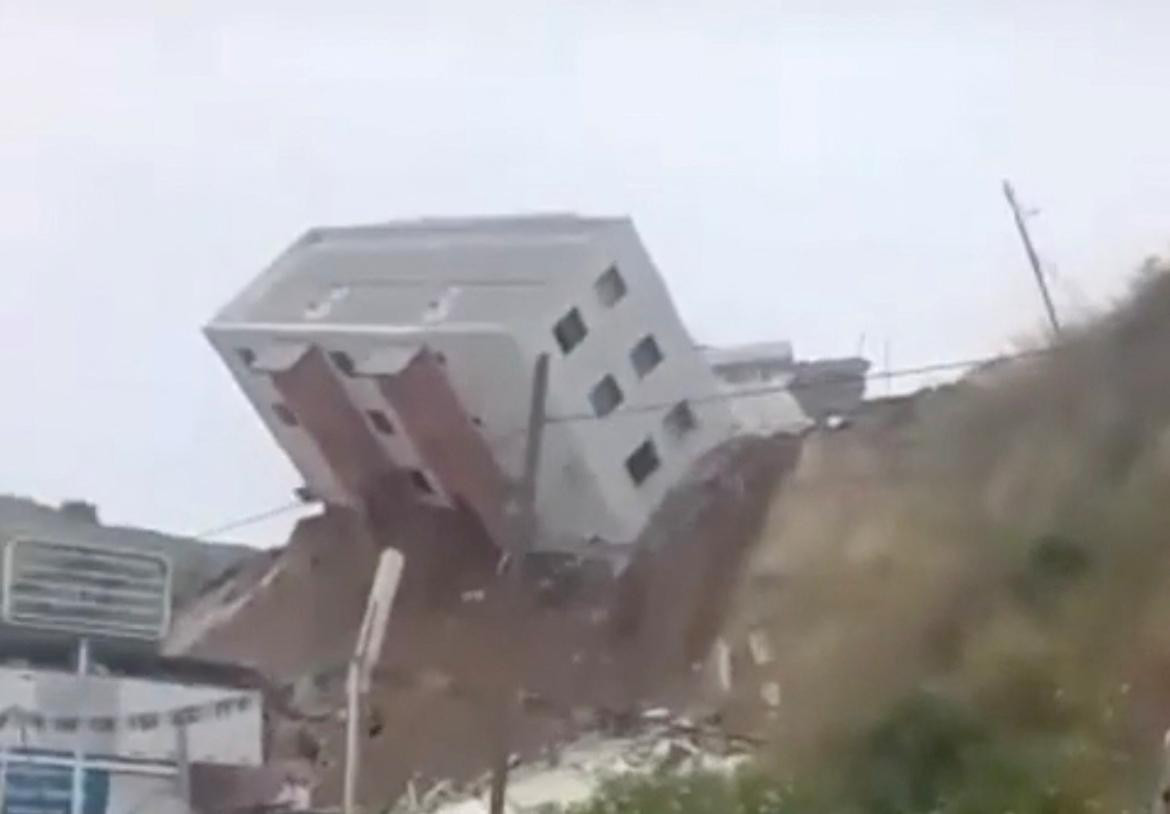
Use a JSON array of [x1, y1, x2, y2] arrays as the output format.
[[747, 629, 773, 666], [712, 638, 733, 694], [760, 681, 782, 709], [391, 710, 754, 813]]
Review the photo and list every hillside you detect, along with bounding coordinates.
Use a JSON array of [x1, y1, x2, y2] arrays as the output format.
[[176, 261, 1170, 811], [706, 260, 1170, 811], [0, 495, 255, 609]]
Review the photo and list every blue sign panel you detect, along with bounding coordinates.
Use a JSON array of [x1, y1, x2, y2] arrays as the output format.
[[3, 761, 109, 814]]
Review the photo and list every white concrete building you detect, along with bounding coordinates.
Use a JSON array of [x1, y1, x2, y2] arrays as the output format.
[[206, 215, 743, 552]]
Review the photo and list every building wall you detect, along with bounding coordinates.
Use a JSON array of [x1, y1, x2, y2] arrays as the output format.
[[0, 666, 263, 766], [515, 223, 737, 546]]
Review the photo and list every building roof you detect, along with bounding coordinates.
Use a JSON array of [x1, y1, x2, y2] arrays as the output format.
[[702, 341, 796, 370], [212, 215, 633, 330]]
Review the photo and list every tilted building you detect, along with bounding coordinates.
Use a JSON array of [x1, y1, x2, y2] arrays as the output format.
[[206, 215, 780, 553]]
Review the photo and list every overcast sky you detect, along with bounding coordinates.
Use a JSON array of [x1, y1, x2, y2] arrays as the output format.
[[2, 1, 1168, 546]]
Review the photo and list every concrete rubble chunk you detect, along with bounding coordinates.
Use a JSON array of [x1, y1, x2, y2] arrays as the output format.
[[747, 629, 774, 665], [391, 709, 754, 814]]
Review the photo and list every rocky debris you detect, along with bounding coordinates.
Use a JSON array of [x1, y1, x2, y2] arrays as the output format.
[[388, 709, 756, 814]]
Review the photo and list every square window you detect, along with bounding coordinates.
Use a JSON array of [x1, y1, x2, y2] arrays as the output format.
[[595, 265, 627, 307], [589, 375, 624, 417], [367, 409, 396, 435], [273, 403, 299, 427], [625, 440, 660, 486], [330, 350, 356, 377], [553, 308, 587, 354], [630, 335, 664, 378], [664, 400, 698, 440], [409, 469, 435, 495]]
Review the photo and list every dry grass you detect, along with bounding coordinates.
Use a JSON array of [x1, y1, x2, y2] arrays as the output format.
[[717, 260, 1170, 806]]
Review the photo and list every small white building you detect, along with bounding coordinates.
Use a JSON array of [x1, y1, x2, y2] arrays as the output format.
[[0, 538, 264, 814], [207, 215, 755, 552], [703, 342, 812, 437]]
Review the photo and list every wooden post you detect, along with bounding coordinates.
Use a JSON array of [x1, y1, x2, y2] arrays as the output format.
[[488, 354, 550, 814]]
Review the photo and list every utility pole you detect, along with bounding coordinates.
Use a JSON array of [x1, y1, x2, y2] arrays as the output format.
[[1002, 180, 1062, 337], [488, 353, 550, 814]]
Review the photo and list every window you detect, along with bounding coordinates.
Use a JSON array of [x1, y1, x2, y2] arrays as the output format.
[[273, 403, 299, 427], [409, 469, 436, 495], [367, 409, 396, 436], [589, 375, 624, 417], [553, 308, 587, 354], [237, 348, 256, 369], [595, 265, 627, 307], [625, 440, 661, 485], [664, 400, 698, 440], [330, 350, 356, 377], [630, 335, 664, 378]]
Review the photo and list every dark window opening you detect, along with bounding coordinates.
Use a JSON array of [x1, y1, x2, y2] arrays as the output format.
[[625, 440, 661, 486], [330, 351, 356, 376], [367, 409, 396, 435], [236, 348, 256, 368], [273, 403, 299, 427], [589, 375, 624, 418], [595, 265, 628, 307], [664, 400, 698, 440], [410, 469, 436, 495], [630, 335, 664, 378], [553, 308, 587, 354]]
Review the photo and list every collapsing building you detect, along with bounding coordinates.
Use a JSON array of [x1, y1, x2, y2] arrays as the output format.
[[0, 537, 264, 813], [206, 215, 848, 554]]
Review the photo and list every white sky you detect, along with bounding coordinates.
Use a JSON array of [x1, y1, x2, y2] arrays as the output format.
[[2, 0, 1168, 546]]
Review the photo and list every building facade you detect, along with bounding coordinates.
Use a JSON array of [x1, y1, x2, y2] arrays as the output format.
[[207, 215, 742, 552]]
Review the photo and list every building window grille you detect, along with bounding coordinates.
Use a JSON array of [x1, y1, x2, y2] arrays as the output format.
[[625, 439, 661, 486], [553, 308, 587, 354], [590, 375, 624, 417], [630, 334, 664, 378], [367, 409, 396, 435], [595, 265, 628, 307], [664, 400, 698, 440]]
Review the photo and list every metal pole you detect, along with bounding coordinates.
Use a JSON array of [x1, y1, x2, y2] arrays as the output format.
[[344, 548, 405, 814], [488, 353, 550, 814], [1003, 180, 1061, 337], [71, 638, 90, 814], [175, 723, 191, 808], [344, 662, 362, 814]]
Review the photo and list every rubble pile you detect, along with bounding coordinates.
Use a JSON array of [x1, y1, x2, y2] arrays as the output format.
[[391, 709, 756, 814]]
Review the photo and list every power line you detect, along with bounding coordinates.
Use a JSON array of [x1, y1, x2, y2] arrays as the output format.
[[544, 346, 1050, 425], [193, 499, 309, 540], [193, 345, 1051, 537]]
